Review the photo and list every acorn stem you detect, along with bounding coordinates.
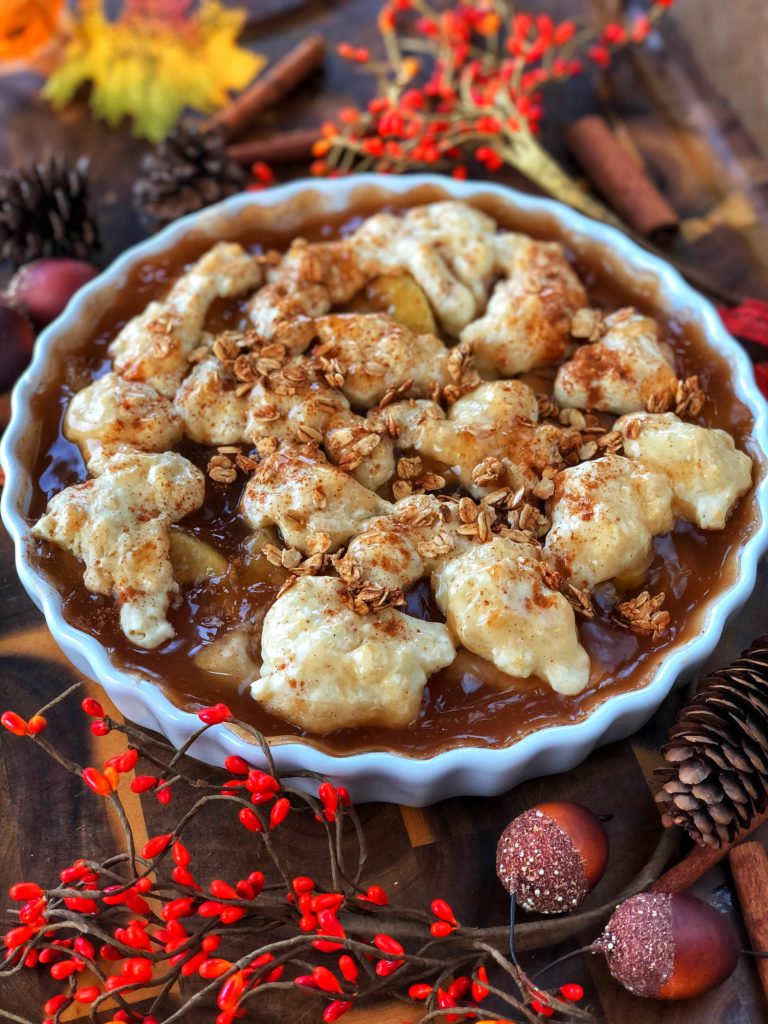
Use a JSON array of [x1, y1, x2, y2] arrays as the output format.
[[508, 892, 519, 967], [741, 949, 768, 958], [531, 944, 596, 981]]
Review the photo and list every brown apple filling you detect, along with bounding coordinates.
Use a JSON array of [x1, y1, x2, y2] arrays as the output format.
[[25, 190, 762, 757]]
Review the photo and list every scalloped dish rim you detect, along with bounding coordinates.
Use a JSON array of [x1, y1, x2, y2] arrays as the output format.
[[2, 173, 767, 805]]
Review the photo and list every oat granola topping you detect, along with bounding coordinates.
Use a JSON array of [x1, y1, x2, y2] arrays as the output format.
[[613, 590, 669, 640], [31, 200, 755, 734], [207, 453, 237, 484]]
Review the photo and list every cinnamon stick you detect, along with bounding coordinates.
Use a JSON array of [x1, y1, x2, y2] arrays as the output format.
[[651, 806, 768, 894], [566, 114, 679, 238], [730, 842, 768, 1001], [227, 128, 319, 166], [203, 35, 326, 143]]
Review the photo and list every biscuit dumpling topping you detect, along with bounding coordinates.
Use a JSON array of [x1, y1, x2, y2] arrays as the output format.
[[554, 308, 677, 414], [109, 242, 262, 396], [338, 493, 473, 591], [251, 576, 456, 733], [433, 536, 591, 695], [461, 233, 587, 376], [65, 371, 184, 464], [31, 449, 205, 649], [353, 202, 497, 333], [314, 312, 450, 408], [240, 450, 392, 554], [174, 358, 251, 446], [367, 399, 445, 450], [544, 455, 674, 589], [616, 412, 753, 530], [416, 380, 573, 498]]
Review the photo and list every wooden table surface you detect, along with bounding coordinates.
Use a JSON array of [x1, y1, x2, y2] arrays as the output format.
[[1, 3, 768, 1022]]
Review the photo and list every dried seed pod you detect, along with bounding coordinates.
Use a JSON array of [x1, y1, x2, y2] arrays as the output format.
[[496, 801, 609, 914], [593, 892, 739, 999]]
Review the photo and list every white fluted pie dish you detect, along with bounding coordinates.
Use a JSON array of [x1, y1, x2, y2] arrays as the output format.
[[2, 174, 767, 804]]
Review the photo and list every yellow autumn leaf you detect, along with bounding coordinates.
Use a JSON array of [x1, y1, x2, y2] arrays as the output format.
[[43, 0, 265, 142]]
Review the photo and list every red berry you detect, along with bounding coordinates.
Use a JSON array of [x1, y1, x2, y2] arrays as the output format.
[[210, 879, 238, 900], [9, 883, 43, 902], [358, 884, 388, 906], [43, 996, 68, 1015], [269, 797, 290, 829], [447, 976, 470, 1001], [172, 841, 191, 867], [117, 748, 139, 773], [338, 954, 358, 983], [409, 982, 432, 1000], [530, 998, 554, 1017], [81, 697, 104, 717], [82, 767, 113, 796], [312, 965, 342, 993], [224, 755, 250, 774], [4, 925, 36, 948], [1, 711, 28, 736], [560, 982, 584, 1001], [27, 715, 47, 734], [217, 970, 245, 1010], [197, 703, 232, 725], [238, 808, 263, 832], [292, 876, 315, 894], [373, 934, 403, 956], [141, 834, 172, 859], [472, 965, 490, 1002], [323, 1000, 352, 1022], [199, 957, 232, 979], [74, 985, 100, 1004], [430, 921, 453, 937], [431, 898, 457, 924]]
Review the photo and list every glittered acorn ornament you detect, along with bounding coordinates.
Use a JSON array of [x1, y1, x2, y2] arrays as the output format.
[[497, 801, 609, 915], [593, 891, 740, 999]]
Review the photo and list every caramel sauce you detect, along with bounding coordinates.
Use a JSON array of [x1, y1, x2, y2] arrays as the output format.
[[23, 186, 765, 758]]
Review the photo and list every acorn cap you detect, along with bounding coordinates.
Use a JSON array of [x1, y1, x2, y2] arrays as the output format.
[[496, 805, 592, 914]]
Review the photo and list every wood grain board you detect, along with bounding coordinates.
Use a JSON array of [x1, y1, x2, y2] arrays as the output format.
[[1, 2, 768, 1021]]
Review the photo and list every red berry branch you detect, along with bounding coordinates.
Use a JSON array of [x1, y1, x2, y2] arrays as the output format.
[[1, 683, 730, 1023], [0, 684, 600, 1023], [309, 0, 675, 226]]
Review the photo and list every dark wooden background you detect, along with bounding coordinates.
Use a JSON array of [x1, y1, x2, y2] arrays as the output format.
[[1, 2, 768, 1022]]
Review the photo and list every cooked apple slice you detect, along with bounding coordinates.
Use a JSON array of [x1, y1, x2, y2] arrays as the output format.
[[239, 527, 289, 588], [170, 529, 227, 585], [194, 629, 259, 681], [350, 271, 437, 335]]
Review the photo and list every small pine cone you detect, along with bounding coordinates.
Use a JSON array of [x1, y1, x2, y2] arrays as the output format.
[[133, 123, 246, 226], [655, 635, 768, 848], [0, 156, 99, 266]]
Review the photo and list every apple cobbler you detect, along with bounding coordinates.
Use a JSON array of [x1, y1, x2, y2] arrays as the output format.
[[29, 200, 756, 746]]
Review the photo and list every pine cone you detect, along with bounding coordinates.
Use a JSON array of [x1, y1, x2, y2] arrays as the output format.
[[0, 156, 100, 267], [655, 635, 768, 848], [133, 124, 246, 226]]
